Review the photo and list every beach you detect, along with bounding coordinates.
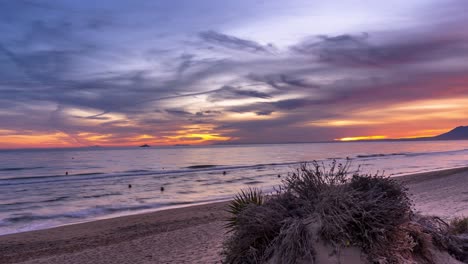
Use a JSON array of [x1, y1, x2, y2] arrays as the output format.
[[3, 141, 468, 236], [1, 167, 467, 264]]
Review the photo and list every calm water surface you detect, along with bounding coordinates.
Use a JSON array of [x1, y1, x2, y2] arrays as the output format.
[[1, 141, 468, 235]]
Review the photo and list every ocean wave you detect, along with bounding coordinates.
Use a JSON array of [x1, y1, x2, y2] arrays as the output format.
[[404, 148, 468, 157], [0, 172, 104, 182], [4, 213, 79, 223], [43, 196, 70, 203], [355, 148, 468, 159], [356, 153, 407, 158], [3, 148, 468, 186], [244, 180, 264, 185], [124, 169, 150, 173], [73, 172, 105, 176], [0, 166, 44, 171], [176, 190, 198, 194], [0, 162, 300, 186], [81, 192, 122, 199], [186, 164, 218, 169], [3, 206, 151, 224], [0, 196, 70, 207], [2, 198, 225, 225]]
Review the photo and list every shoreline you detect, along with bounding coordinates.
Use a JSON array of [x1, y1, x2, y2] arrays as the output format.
[[0, 197, 232, 237], [1, 166, 467, 263], [3, 164, 468, 237], [0, 201, 231, 264], [393, 165, 468, 183]]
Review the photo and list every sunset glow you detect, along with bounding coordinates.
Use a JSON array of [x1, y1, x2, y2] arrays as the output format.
[[1, 1, 468, 148], [0, 132, 75, 149], [336, 136, 387, 142]]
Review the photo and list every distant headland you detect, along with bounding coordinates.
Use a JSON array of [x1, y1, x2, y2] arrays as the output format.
[[352, 126, 468, 142]]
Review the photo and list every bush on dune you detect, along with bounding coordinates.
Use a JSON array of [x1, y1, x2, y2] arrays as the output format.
[[224, 190, 301, 263], [450, 217, 468, 235], [222, 160, 468, 264]]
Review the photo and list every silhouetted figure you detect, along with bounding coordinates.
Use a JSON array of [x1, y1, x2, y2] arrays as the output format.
[[223, 171, 227, 175], [160, 186, 165, 192], [65, 171, 68, 175], [128, 184, 132, 188]]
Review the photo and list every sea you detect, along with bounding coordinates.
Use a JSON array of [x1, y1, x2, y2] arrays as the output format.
[[1, 140, 468, 235]]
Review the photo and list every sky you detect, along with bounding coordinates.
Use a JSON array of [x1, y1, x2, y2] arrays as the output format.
[[1, 0, 468, 148]]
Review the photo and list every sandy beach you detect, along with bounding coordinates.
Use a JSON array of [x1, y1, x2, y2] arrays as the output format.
[[1, 167, 467, 264]]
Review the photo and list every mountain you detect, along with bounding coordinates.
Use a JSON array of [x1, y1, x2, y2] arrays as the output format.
[[344, 126, 468, 142], [432, 126, 468, 140], [390, 126, 468, 141]]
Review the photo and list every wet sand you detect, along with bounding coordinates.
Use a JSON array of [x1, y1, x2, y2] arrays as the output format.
[[398, 166, 468, 217], [1, 167, 467, 264]]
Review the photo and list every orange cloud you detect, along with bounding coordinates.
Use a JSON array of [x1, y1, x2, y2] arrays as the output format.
[[0, 122, 234, 149], [164, 124, 231, 145], [0, 132, 75, 149], [310, 96, 468, 140]]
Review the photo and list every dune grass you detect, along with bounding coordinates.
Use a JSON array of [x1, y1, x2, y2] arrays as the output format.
[[450, 217, 468, 235], [222, 161, 468, 264], [225, 188, 264, 232]]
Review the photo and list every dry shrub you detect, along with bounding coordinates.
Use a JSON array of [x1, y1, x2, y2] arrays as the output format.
[[312, 175, 415, 263], [415, 216, 451, 250], [397, 222, 434, 263], [449, 217, 468, 235], [263, 218, 315, 264], [414, 215, 468, 262], [285, 161, 412, 257], [284, 161, 349, 203], [226, 188, 264, 232], [222, 197, 294, 263], [222, 161, 466, 264]]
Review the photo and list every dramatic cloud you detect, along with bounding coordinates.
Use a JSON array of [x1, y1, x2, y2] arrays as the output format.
[[199, 30, 274, 54], [1, 0, 468, 148], [207, 86, 272, 102]]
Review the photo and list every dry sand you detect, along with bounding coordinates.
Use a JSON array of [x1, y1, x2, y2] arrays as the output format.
[[1, 167, 467, 264]]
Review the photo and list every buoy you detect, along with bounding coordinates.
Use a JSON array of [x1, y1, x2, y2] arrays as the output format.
[[160, 186, 165, 192], [223, 171, 227, 175], [277, 174, 281, 178], [65, 171, 68, 175], [128, 184, 132, 188]]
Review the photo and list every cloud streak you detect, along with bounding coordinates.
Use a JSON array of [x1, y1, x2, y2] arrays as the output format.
[[199, 30, 274, 54]]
